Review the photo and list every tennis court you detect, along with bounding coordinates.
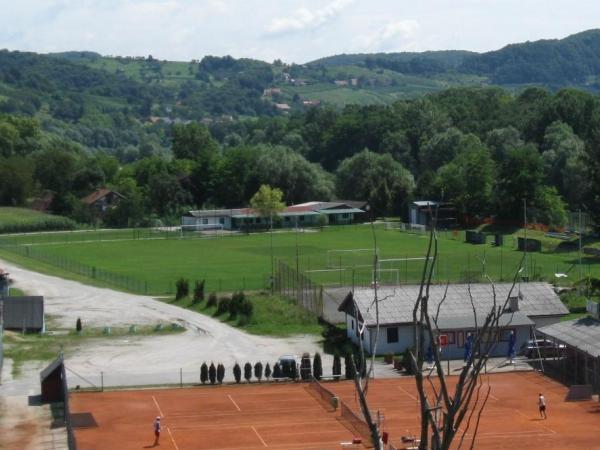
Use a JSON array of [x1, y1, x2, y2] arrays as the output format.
[[70, 372, 600, 450], [69, 383, 358, 450], [331, 371, 600, 449]]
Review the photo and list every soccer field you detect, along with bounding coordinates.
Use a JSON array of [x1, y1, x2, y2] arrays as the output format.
[[0, 225, 595, 294]]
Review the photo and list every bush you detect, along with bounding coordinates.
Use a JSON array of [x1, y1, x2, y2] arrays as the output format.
[[233, 363, 241, 383], [175, 277, 189, 300], [216, 296, 231, 315], [76, 317, 82, 332], [402, 348, 415, 375], [193, 280, 205, 304], [228, 292, 241, 319], [209, 363, 216, 384], [344, 354, 355, 380], [332, 354, 341, 380], [217, 363, 225, 384], [265, 363, 272, 381], [313, 352, 322, 381], [207, 292, 217, 308], [300, 352, 312, 380], [254, 362, 263, 382], [272, 362, 282, 379], [244, 362, 252, 382], [200, 362, 208, 384], [290, 360, 298, 380]]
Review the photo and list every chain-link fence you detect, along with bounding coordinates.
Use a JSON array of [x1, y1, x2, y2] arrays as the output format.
[[275, 260, 324, 318]]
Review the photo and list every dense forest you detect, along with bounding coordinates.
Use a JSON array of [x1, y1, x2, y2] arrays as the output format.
[[1, 86, 599, 229], [0, 30, 599, 229]]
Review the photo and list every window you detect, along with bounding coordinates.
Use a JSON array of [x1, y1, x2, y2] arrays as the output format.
[[342, 213, 349, 219], [219, 218, 225, 225], [387, 327, 399, 343], [285, 216, 290, 222], [440, 331, 455, 345], [351, 319, 354, 330], [299, 215, 305, 222], [202, 218, 208, 225], [457, 331, 464, 348]]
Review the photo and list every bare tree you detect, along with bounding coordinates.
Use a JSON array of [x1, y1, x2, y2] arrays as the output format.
[[411, 215, 524, 450]]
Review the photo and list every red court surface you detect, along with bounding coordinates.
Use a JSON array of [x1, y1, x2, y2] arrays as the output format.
[[70, 372, 600, 450]]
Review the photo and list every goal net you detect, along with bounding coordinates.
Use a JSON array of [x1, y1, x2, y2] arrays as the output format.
[[326, 248, 378, 269], [180, 223, 225, 237]]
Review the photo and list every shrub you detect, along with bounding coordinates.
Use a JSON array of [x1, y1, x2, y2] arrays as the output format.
[[76, 317, 82, 332], [228, 292, 240, 319], [233, 363, 241, 383], [217, 364, 225, 384], [272, 362, 282, 379], [402, 348, 415, 375], [200, 362, 208, 384], [209, 363, 216, 385], [193, 280, 205, 304], [290, 360, 298, 380], [254, 362, 263, 382], [207, 292, 217, 308], [240, 297, 253, 318], [344, 354, 355, 380], [300, 352, 311, 380], [265, 363, 272, 381], [175, 277, 189, 300], [216, 296, 231, 315], [313, 352, 322, 381], [332, 354, 341, 380], [244, 362, 252, 382]]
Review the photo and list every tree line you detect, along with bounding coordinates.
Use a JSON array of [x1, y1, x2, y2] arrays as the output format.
[[0, 86, 598, 228]]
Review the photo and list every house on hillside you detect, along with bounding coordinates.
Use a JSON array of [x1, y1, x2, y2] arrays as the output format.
[[81, 188, 125, 216], [409, 201, 458, 229], [182, 201, 366, 231], [338, 282, 568, 358]]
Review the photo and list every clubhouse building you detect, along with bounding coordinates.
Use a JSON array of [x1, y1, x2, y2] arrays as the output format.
[[338, 282, 568, 359], [182, 201, 366, 231]]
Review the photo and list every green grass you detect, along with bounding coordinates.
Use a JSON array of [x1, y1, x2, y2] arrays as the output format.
[[0, 225, 598, 295], [167, 293, 323, 337], [0, 207, 76, 233]]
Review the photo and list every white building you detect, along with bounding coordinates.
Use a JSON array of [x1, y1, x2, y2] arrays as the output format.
[[338, 282, 568, 358]]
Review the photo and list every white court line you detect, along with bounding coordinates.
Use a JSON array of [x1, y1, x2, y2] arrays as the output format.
[[252, 426, 268, 447], [397, 386, 418, 401], [228, 394, 241, 411], [152, 395, 165, 418], [167, 426, 180, 450]]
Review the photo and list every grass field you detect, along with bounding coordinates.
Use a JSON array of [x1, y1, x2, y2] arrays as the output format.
[[0, 207, 75, 233], [0, 225, 598, 295]]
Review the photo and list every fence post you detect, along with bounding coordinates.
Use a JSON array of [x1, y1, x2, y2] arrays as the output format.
[[101, 371, 104, 391], [180, 368, 183, 388]]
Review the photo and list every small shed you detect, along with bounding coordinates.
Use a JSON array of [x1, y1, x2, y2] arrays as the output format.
[[538, 315, 600, 393], [409, 201, 457, 229], [0, 296, 45, 332], [40, 355, 66, 403]]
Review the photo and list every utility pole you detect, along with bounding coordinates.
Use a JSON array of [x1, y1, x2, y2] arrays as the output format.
[[578, 209, 583, 292], [523, 198, 528, 281]]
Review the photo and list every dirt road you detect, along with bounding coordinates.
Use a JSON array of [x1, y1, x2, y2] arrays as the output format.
[[0, 258, 329, 388]]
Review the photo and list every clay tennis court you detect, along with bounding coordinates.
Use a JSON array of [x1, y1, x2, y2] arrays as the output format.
[[70, 371, 600, 450]]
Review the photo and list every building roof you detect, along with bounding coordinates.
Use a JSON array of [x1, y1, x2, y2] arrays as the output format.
[[80, 188, 124, 206], [1, 296, 45, 331], [187, 202, 366, 219], [40, 354, 64, 383], [538, 316, 600, 358], [338, 282, 568, 327]]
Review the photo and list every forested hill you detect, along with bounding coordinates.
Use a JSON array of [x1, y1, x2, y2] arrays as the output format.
[[461, 29, 600, 85]]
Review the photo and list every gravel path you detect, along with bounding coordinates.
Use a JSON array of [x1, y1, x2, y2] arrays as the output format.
[[0, 259, 329, 388]]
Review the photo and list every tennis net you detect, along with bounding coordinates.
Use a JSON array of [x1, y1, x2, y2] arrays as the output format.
[[308, 377, 337, 411], [340, 400, 372, 445]]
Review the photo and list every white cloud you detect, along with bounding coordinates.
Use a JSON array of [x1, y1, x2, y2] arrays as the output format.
[[357, 19, 420, 51], [266, 0, 354, 35]]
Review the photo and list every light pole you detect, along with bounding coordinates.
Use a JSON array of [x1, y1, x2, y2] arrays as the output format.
[[270, 211, 274, 292]]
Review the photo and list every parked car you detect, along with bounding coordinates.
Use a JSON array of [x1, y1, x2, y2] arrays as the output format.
[[277, 354, 297, 378], [519, 339, 566, 358]]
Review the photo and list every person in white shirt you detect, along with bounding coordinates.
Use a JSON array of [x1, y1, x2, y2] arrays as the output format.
[[538, 393, 547, 419], [153, 416, 161, 445]]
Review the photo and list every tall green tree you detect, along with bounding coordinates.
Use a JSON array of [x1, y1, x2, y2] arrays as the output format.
[[249, 185, 285, 225]]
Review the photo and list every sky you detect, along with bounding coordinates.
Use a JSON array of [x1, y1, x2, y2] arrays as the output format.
[[0, 0, 598, 64]]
